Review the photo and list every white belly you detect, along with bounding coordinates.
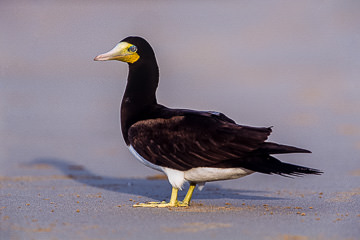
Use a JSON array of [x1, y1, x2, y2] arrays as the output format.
[[128, 145, 253, 190], [184, 167, 253, 182], [128, 145, 185, 189]]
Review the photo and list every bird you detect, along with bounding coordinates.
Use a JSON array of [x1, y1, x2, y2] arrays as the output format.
[[94, 36, 322, 208]]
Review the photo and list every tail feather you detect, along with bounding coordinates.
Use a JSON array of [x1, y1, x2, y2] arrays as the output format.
[[268, 159, 323, 177], [254, 142, 322, 176], [242, 155, 322, 177], [259, 142, 311, 154]]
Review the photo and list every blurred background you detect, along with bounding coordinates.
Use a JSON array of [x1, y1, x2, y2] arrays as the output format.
[[1, 0, 359, 187]]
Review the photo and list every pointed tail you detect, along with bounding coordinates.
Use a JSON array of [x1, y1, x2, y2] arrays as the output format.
[[266, 157, 323, 177], [259, 142, 311, 154], [243, 154, 323, 177]]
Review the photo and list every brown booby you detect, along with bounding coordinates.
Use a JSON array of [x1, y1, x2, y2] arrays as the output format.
[[94, 36, 322, 207]]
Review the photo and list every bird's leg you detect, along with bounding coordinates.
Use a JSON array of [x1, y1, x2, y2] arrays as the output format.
[[133, 187, 182, 208], [181, 183, 196, 206], [168, 187, 179, 206]]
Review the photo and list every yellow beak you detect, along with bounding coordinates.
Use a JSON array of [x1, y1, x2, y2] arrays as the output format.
[[94, 42, 139, 63]]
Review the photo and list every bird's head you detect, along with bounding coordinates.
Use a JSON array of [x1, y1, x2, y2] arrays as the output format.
[[94, 36, 155, 64]]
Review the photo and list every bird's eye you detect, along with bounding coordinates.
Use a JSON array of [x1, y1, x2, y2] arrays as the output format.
[[128, 45, 137, 53]]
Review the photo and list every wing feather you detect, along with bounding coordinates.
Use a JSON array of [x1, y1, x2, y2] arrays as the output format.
[[128, 114, 271, 171]]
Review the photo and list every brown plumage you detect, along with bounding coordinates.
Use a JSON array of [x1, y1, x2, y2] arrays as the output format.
[[128, 107, 319, 176], [94, 36, 322, 207]]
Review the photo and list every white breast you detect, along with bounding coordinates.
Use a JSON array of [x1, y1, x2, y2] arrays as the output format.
[[128, 145, 163, 172], [128, 145, 187, 189]]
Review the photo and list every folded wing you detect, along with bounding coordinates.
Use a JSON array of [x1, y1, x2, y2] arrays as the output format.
[[128, 113, 272, 171]]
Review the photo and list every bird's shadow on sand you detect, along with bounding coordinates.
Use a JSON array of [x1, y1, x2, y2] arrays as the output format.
[[28, 158, 284, 202]]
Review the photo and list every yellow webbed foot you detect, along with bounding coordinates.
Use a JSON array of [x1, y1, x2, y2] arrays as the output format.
[[133, 200, 188, 208], [132, 186, 194, 208]]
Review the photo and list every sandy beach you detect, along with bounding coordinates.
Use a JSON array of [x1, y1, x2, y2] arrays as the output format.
[[1, 1, 359, 239]]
